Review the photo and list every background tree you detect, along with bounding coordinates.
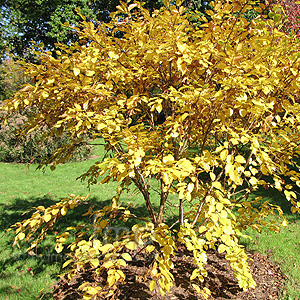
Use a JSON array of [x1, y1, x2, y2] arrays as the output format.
[[0, 0, 211, 59], [0, 54, 28, 100], [0, 0, 97, 59], [2, 0, 300, 299]]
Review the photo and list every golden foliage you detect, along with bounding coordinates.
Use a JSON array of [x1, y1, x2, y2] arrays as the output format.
[[3, 0, 300, 297]]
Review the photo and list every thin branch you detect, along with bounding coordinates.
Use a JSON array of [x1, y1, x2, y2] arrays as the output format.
[[179, 198, 184, 227], [132, 167, 157, 224], [157, 178, 169, 224], [191, 169, 224, 226], [169, 220, 179, 230], [191, 193, 208, 227]]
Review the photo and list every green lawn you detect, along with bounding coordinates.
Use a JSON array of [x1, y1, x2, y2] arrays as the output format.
[[240, 188, 300, 299], [0, 147, 299, 299]]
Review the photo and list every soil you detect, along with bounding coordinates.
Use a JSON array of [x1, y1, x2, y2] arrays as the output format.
[[53, 248, 286, 300]]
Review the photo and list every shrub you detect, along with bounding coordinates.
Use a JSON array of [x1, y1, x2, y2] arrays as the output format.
[[3, 0, 300, 299], [0, 106, 92, 163], [0, 55, 29, 101], [277, 0, 300, 37]]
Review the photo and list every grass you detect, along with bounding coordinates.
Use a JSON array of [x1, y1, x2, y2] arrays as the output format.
[[0, 145, 300, 299], [240, 188, 300, 299], [0, 145, 147, 300]]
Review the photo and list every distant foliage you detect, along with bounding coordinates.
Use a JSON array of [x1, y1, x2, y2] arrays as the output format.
[[0, 55, 28, 101], [278, 0, 300, 36], [0, 107, 92, 163]]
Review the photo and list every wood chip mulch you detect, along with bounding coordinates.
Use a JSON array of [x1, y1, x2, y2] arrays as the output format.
[[53, 248, 286, 300]]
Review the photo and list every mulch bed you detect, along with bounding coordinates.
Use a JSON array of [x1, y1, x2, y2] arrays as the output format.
[[53, 248, 285, 300]]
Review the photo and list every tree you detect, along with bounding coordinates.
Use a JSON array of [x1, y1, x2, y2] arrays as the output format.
[[3, 0, 300, 298], [0, 0, 210, 59], [0, 0, 98, 59], [0, 54, 28, 100]]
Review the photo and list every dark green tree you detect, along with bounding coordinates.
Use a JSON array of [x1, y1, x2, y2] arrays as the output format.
[[0, 0, 210, 58], [0, 0, 97, 58]]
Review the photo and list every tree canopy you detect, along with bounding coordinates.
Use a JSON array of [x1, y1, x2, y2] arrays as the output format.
[[0, 0, 211, 59], [2, 0, 300, 298]]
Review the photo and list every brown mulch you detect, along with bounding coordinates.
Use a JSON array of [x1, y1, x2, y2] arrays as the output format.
[[53, 248, 286, 300]]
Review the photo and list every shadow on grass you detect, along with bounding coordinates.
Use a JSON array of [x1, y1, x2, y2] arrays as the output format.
[[251, 186, 300, 221], [0, 194, 153, 277], [0, 194, 105, 233], [0, 195, 99, 279], [1, 189, 296, 299], [0, 193, 157, 300]]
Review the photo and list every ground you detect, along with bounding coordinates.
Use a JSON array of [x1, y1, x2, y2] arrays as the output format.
[[53, 247, 285, 300]]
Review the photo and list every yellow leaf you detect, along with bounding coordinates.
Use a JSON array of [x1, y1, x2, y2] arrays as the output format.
[[191, 269, 200, 280], [42, 91, 49, 98], [198, 226, 207, 234], [117, 259, 127, 267], [177, 159, 194, 172], [156, 103, 163, 113], [144, 51, 155, 60], [146, 245, 156, 253], [61, 207, 68, 216], [262, 85, 273, 95], [116, 4, 126, 13], [90, 259, 99, 267], [260, 164, 268, 175], [86, 287, 99, 295], [99, 243, 113, 253], [128, 3, 138, 11], [51, 208, 60, 215], [107, 274, 116, 287], [209, 172, 216, 181], [177, 42, 188, 53], [16, 232, 25, 241], [201, 287, 211, 298], [220, 149, 229, 161], [73, 67, 80, 76], [187, 182, 194, 193], [205, 231, 212, 241], [216, 203, 223, 211], [239, 109, 247, 117], [55, 243, 64, 253], [218, 244, 227, 253], [249, 177, 258, 185], [103, 261, 114, 268], [291, 206, 298, 213], [44, 214, 52, 222], [162, 172, 172, 185], [163, 154, 174, 164], [125, 241, 137, 250], [62, 259, 73, 268], [116, 269, 125, 280], [150, 280, 156, 291], [221, 234, 231, 246], [86, 70, 95, 77], [192, 283, 201, 293], [235, 155, 246, 164], [121, 253, 132, 261], [108, 51, 119, 60], [212, 181, 222, 190]]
